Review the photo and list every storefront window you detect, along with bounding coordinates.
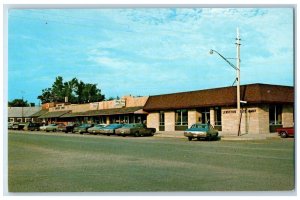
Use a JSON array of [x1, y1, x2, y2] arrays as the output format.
[[175, 109, 188, 126], [159, 111, 165, 126], [200, 108, 210, 124], [269, 105, 282, 125], [214, 107, 222, 126]]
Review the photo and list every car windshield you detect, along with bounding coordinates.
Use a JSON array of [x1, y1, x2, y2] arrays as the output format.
[[122, 124, 135, 128], [107, 124, 123, 129], [95, 124, 105, 128], [49, 124, 57, 126], [80, 124, 91, 128], [190, 124, 209, 130]]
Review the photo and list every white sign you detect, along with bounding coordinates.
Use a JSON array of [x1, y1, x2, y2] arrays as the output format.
[[114, 99, 126, 108]]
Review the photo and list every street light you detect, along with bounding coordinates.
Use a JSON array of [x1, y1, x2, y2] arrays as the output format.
[[210, 28, 241, 136]]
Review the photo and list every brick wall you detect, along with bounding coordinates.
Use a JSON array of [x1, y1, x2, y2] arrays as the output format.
[[282, 104, 294, 127], [165, 111, 175, 131], [147, 112, 159, 131], [188, 110, 197, 128]]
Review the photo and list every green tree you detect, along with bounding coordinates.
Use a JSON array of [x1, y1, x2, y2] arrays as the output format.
[[37, 77, 105, 104], [8, 99, 30, 107]]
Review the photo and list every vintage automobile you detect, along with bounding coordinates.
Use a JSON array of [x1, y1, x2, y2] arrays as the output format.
[[57, 124, 67, 132], [184, 123, 219, 141], [276, 127, 294, 138], [45, 124, 59, 132], [8, 122, 19, 130], [64, 123, 80, 133], [115, 123, 156, 137], [73, 123, 94, 134], [98, 123, 124, 136], [87, 124, 107, 135], [27, 122, 41, 131]]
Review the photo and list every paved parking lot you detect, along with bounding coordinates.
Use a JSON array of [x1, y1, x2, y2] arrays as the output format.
[[8, 130, 295, 192]]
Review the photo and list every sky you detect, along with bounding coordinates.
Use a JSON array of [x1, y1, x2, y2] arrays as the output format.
[[7, 7, 294, 105]]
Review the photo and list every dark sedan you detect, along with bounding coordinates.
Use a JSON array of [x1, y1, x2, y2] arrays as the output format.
[[98, 123, 124, 136]]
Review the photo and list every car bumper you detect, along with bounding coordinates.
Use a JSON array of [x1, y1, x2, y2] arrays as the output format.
[[184, 132, 212, 138], [184, 132, 218, 138]]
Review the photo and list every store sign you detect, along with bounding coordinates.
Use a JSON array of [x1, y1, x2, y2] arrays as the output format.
[[90, 102, 99, 109], [114, 99, 126, 108], [223, 109, 257, 114]]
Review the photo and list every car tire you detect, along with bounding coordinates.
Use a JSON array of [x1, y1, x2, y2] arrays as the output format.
[[134, 132, 139, 137], [150, 131, 155, 136], [280, 131, 288, 138], [188, 137, 192, 141]]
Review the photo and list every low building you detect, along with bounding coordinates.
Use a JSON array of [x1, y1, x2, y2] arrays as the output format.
[[37, 96, 149, 125], [8, 107, 42, 123], [143, 83, 294, 135]]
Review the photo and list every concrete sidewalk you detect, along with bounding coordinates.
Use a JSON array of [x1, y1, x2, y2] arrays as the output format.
[[154, 131, 280, 140]]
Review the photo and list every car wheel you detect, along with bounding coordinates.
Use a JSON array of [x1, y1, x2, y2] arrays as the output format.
[[197, 137, 201, 141], [134, 132, 139, 137], [188, 137, 192, 141], [150, 131, 155, 136], [53, 129, 56, 132], [280, 131, 288, 138]]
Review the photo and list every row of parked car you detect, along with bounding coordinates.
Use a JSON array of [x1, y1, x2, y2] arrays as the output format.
[[9, 122, 156, 137]]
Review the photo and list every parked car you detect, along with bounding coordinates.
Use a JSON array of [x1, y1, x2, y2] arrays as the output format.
[[87, 124, 107, 135], [115, 123, 156, 137], [40, 124, 48, 131], [10, 122, 26, 130], [73, 124, 94, 134], [276, 127, 294, 138], [64, 123, 80, 133], [45, 124, 59, 132], [184, 123, 219, 141], [8, 122, 18, 130], [98, 123, 124, 136], [27, 122, 41, 131], [57, 124, 67, 132]]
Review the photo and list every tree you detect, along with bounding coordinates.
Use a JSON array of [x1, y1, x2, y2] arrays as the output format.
[[8, 99, 30, 107], [37, 77, 105, 104]]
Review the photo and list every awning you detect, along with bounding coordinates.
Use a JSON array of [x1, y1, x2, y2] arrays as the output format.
[[60, 112, 87, 118], [84, 106, 146, 116], [30, 109, 49, 118], [38, 110, 71, 118]]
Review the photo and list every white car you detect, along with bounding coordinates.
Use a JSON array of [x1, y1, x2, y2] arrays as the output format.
[[39, 125, 48, 131]]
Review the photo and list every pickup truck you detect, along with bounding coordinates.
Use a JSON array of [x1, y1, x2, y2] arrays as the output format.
[[276, 127, 294, 138], [115, 123, 156, 137]]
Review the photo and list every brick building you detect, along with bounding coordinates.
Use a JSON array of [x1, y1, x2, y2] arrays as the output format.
[[143, 84, 294, 136], [27, 83, 294, 136]]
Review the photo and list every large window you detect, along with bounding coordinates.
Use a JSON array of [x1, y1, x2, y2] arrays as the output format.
[[175, 109, 188, 126], [214, 107, 222, 126], [159, 111, 165, 126], [200, 108, 210, 124], [269, 105, 282, 125]]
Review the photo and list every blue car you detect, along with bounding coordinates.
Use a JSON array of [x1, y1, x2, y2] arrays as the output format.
[[98, 123, 124, 136]]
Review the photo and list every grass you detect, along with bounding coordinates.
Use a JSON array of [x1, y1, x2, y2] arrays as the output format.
[[8, 131, 295, 192]]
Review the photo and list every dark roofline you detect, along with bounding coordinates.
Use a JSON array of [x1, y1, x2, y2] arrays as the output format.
[[143, 83, 294, 111], [148, 83, 293, 98]]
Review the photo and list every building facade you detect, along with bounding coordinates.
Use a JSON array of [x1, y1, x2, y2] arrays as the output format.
[[17, 83, 294, 136], [143, 84, 294, 135], [8, 107, 42, 123], [35, 96, 149, 125]]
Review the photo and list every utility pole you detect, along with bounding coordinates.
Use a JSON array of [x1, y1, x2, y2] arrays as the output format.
[[210, 27, 242, 136], [236, 28, 241, 136], [21, 90, 24, 123]]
